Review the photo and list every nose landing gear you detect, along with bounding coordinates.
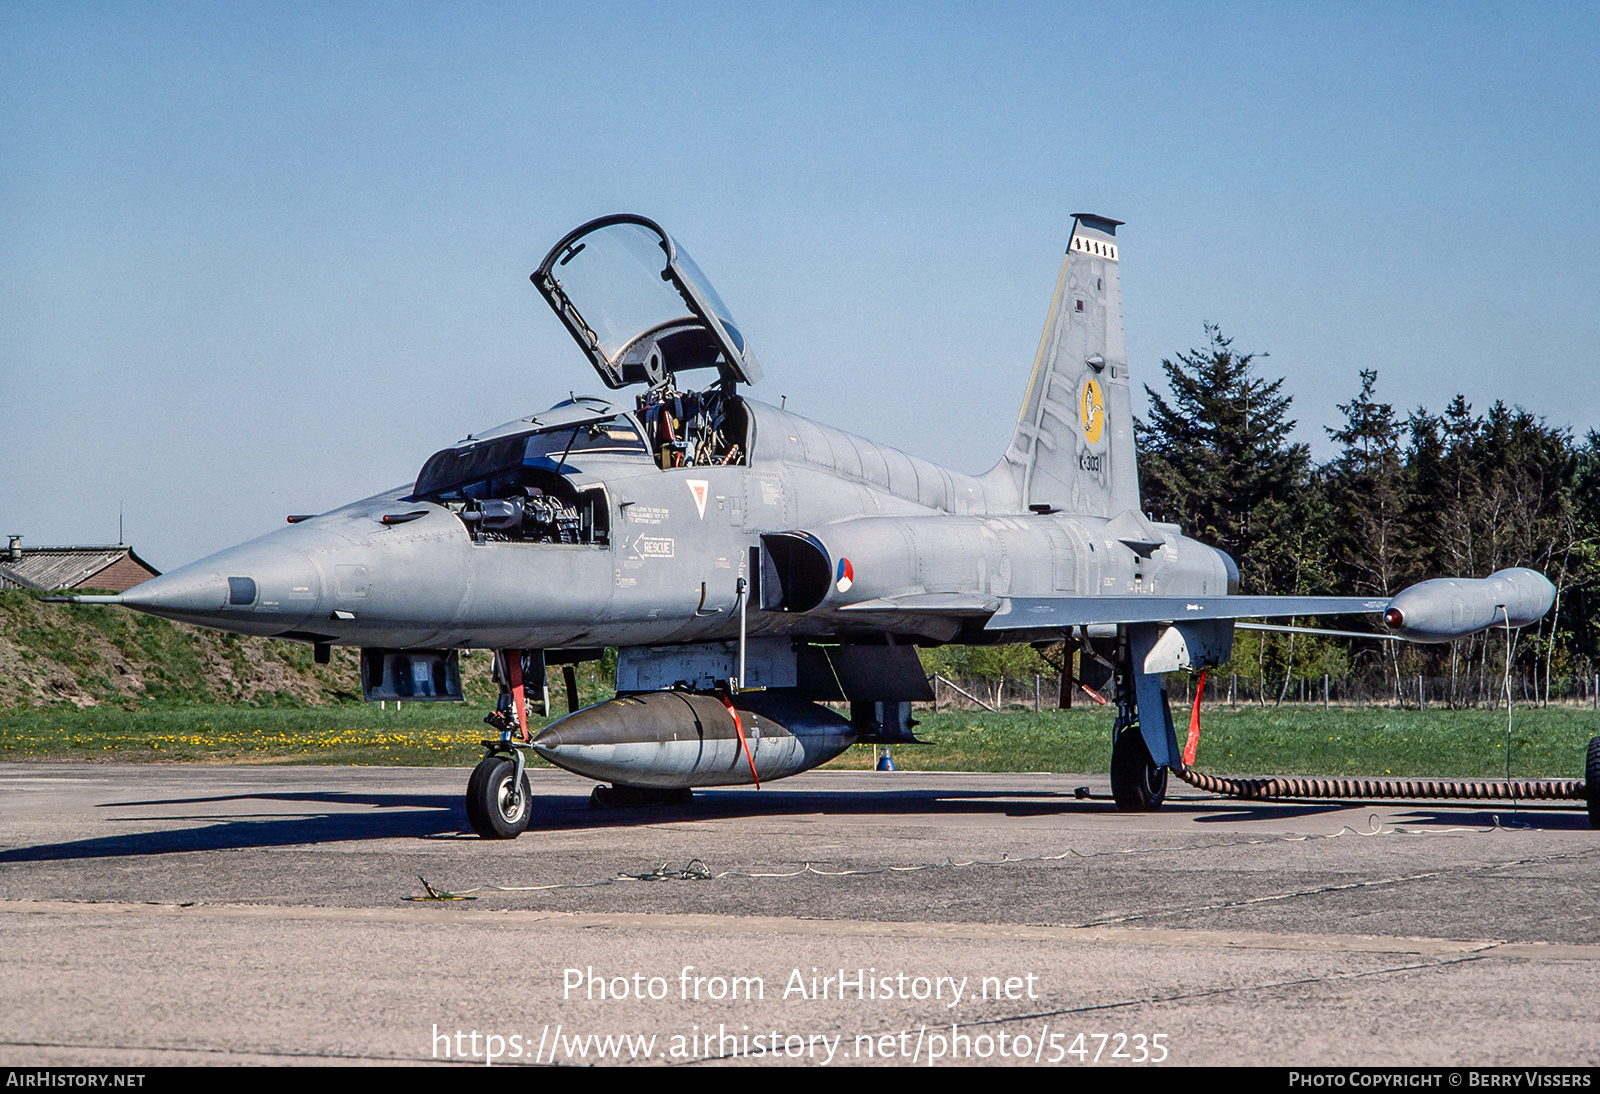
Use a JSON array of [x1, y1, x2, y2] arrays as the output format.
[[467, 747, 532, 839], [466, 648, 538, 839]]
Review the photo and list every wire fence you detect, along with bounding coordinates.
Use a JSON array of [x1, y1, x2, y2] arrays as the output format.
[[927, 671, 1600, 712]]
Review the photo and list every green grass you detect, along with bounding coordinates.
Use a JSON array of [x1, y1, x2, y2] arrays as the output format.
[[829, 705, 1600, 779], [0, 703, 517, 766], [2, 701, 1595, 778]]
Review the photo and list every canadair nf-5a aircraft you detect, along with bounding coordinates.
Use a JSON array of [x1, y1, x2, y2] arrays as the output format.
[[65, 213, 1557, 837]]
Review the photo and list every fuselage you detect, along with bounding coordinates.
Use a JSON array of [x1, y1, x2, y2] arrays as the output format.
[[114, 396, 1235, 651]]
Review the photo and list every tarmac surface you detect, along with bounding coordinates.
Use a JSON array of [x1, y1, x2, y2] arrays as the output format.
[[0, 762, 1596, 1067]]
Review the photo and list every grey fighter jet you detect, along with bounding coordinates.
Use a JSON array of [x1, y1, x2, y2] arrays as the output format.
[[64, 213, 1556, 837]]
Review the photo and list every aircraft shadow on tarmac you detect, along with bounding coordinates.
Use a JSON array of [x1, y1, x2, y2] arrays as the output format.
[[1185, 799, 1587, 829], [1369, 806, 1591, 830], [0, 785, 1107, 863], [2, 786, 1584, 864]]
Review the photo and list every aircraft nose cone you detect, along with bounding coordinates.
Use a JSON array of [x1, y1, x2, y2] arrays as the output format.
[[117, 540, 324, 632], [118, 569, 230, 614]]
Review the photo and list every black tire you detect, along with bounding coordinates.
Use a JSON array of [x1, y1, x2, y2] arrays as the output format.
[[466, 756, 532, 839], [1111, 728, 1167, 812], [1586, 736, 1599, 831]]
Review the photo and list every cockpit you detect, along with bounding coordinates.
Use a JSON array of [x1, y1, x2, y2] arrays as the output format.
[[412, 409, 641, 545], [412, 215, 761, 546], [533, 214, 758, 471]]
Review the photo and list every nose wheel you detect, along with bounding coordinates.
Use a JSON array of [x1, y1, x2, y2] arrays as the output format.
[[466, 750, 532, 839]]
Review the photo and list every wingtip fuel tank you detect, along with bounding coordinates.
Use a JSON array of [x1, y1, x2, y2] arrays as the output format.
[[1382, 568, 1556, 642]]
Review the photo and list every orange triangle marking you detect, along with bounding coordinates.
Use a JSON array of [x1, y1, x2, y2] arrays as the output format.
[[686, 479, 709, 519]]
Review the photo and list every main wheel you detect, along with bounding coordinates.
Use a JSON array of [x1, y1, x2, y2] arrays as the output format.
[[466, 755, 532, 839], [1111, 728, 1167, 812], [1586, 736, 1599, 831]]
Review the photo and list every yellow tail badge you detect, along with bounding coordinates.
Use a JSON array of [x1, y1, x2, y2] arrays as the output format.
[[1080, 377, 1105, 444]]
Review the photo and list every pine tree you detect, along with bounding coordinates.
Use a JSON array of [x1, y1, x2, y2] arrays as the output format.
[[1137, 324, 1316, 595], [1324, 370, 1410, 598], [1322, 370, 1413, 699], [1565, 431, 1600, 674]]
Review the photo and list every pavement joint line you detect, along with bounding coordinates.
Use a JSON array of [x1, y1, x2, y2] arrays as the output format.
[[0, 1039, 447, 1066], [4, 899, 1598, 959], [436, 819, 1529, 897]]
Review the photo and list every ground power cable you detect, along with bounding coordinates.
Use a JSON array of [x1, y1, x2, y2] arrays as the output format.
[[1172, 625, 1584, 809]]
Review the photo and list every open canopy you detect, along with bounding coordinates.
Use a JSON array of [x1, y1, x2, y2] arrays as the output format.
[[532, 214, 761, 390]]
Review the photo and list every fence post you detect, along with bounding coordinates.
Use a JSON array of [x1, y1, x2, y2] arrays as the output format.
[[1324, 673, 1329, 711], [1034, 674, 1041, 713], [1230, 673, 1237, 709], [1417, 674, 1424, 711]]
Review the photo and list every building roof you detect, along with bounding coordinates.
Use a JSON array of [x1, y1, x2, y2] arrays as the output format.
[[0, 566, 44, 591], [0, 546, 161, 591]]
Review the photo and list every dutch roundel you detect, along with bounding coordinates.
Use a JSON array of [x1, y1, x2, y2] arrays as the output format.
[[835, 558, 854, 593]]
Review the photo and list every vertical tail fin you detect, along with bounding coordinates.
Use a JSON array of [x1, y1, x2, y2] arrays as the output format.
[[1000, 214, 1140, 517]]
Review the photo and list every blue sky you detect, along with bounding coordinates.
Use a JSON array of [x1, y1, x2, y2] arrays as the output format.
[[3, 2, 1597, 570]]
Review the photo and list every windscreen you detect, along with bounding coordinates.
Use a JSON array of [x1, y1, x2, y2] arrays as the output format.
[[414, 417, 647, 500]]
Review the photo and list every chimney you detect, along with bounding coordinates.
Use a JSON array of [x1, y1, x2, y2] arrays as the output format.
[[7, 535, 20, 562]]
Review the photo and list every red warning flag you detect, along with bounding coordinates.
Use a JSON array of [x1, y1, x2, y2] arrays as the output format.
[[721, 694, 761, 788], [1183, 669, 1206, 767]]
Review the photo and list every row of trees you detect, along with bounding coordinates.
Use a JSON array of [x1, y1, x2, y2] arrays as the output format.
[[920, 325, 1591, 709], [1136, 325, 1596, 706]]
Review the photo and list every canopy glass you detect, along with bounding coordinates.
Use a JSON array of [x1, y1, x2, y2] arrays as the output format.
[[533, 215, 760, 389]]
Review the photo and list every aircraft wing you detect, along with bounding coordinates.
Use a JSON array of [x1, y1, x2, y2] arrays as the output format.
[[838, 593, 1003, 616], [982, 595, 1391, 631]]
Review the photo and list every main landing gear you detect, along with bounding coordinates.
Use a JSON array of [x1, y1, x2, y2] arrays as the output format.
[[1111, 727, 1167, 812], [1105, 626, 1169, 812]]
